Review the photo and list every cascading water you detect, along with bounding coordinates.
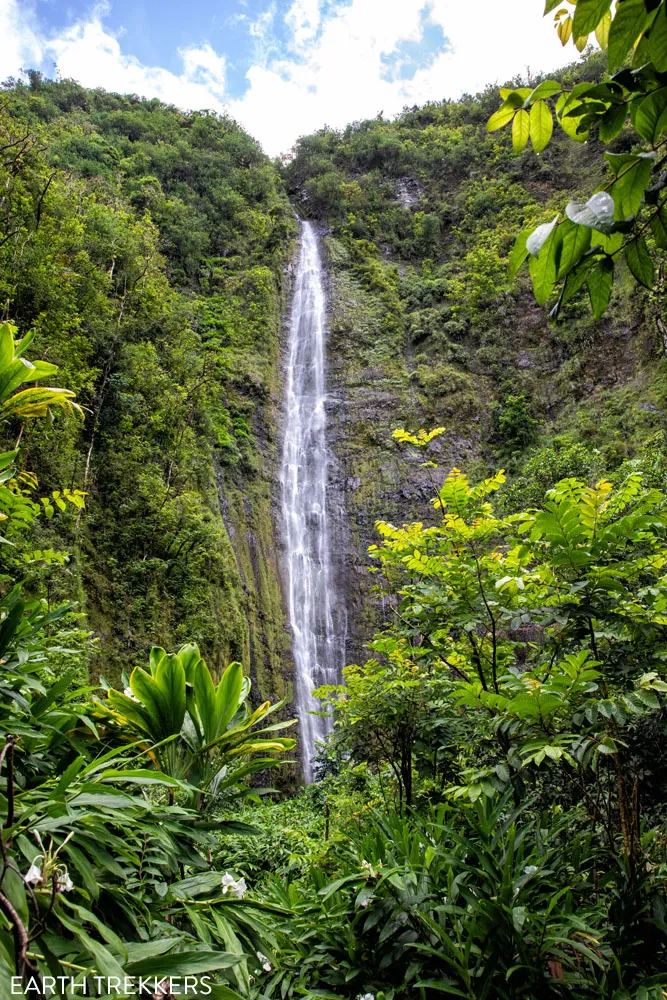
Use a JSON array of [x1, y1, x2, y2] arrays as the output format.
[[281, 221, 343, 783]]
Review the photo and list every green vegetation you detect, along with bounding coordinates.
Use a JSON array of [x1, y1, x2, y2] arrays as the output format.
[[0, 75, 297, 692], [3, 0, 667, 993]]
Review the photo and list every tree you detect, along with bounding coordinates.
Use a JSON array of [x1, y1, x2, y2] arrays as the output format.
[[360, 460, 667, 870], [488, 0, 667, 318]]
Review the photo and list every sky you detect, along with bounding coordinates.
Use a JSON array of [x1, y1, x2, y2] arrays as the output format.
[[2, 0, 575, 156]]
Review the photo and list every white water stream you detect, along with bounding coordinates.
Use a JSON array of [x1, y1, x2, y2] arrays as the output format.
[[280, 221, 343, 782]]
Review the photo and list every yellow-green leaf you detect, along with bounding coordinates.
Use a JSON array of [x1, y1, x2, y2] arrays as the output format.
[[512, 108, 530, 152], [530, 101, 554, 152], [487, 101, 516, 132]]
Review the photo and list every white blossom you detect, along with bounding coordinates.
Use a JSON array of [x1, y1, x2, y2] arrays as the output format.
[[123, 687, 139, 702], [359, 896, 374, 909], [221, 872, 247, 898], [56, 869, 74, 893], [523, 865, 538, 876], [357, 994, 375, 1000], [25, 860, 43, 886], [256, 951, 271, 972]]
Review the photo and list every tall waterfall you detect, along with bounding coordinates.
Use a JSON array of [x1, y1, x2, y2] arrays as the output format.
[[280, 221, 343, 783]]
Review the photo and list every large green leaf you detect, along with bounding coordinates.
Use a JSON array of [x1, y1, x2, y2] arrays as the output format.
[[512, 108, 530, 152], [572, 0, 612, 38], [149, 645, 167, 674], [608, 0, 653, 71], [487, 102, 515, 132], [125, 951, 241, 976], [155, 652, 187, 734], [194, 658, 219, 745], [650, 3, 667, 71], [599, 102, 627, 141], [0, 324, 15, 373], [529, 100, 553, 153], [651, 205, 667, 248], [625, 237, 654, 287], [634, 87, 667, 144], [528, 227, 559, 305], [605, 152, 654, 217], [526, 216, 558, 257], [215, 661, 246, 735], [556, 93, 588, 141], [554, 220, 592, 279], [587, 257, 614, 318], [107, 687, 155, 736], [509, 230, 530, 281]]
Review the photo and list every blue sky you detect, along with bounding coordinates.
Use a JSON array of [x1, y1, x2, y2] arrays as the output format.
[[2, 0, 574, 155]]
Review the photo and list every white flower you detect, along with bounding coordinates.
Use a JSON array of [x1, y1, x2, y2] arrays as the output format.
[[523, 865, 538, 876], [514, 886, 520, 897], [357, 994, 375, 1000], [256, 951, 271, 972], [25, 860, 43, 886], [359, 896, 374, 909], [123, 687, 139, 702], [56, 869, 74, 892], [221, 873, 247, 899]]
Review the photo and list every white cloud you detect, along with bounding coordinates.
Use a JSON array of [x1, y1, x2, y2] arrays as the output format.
[[0, 0, 43, 80], [285, 0, 322, 48], [231, 0, 570, 154], [1, 0, 577, 156]]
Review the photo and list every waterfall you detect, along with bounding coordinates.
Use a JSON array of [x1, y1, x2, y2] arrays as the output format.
[[280, 221, 343, 783]]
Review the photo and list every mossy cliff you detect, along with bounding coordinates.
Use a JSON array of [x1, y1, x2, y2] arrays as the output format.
[[0, 77, 296, 700], [2, 56, 666, 699], [285, 52, 667, 657]]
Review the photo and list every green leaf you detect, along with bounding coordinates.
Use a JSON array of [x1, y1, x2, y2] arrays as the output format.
[[215, 660, 245, 736], [0, 324, 15, 373], [587, 257, 614, 318], [527, 80, 562, 104], [529, 100, 553, 152], [556, 93, 588, 141], [596, 9, 612, 49], [512, 108, 530, 152], [651, 206, 667, 248], [625, 237, 654, 287], [650, 4, 667, 71], [126, 951, 242, 976], [544, 0, 563, 12], [529, 226, 559, 305], [194, 658, 218, 744], [635, 87, 667, 144], [487, 101, 515, 132], [555, 219, 592, 278], [605, 152, 654, 217], [599, 102, 627, 141], [572, 0, 612, 38], [608, 0, 652, 71], [509, 230, 530, 280]]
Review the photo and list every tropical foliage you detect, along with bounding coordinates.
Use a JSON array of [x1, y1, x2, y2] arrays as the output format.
[[3, 11, 667, 999], [490, 0, 667, 318]]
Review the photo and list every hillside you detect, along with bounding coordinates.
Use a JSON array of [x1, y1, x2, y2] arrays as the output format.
[[281, 50, 667, 654], [2, 53, 666, 688], [0, 74, 297, 698]]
